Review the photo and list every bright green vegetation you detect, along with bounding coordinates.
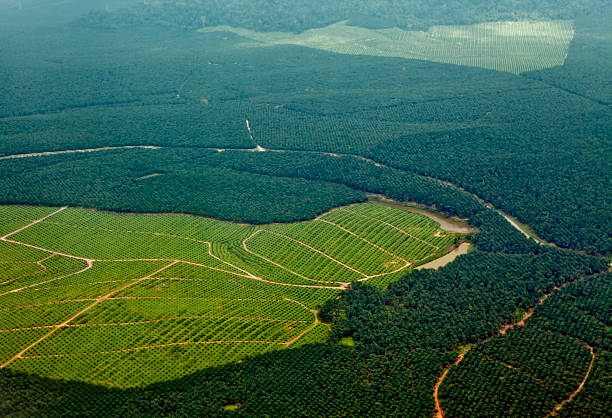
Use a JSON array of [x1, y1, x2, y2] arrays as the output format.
[[9, 201, 456, 284], [203, 20, 574, 74], [222, 404, 241, 411], [0, 201, 458, 386], [440, 272, 612, 417], [1, 214, 606, 416], [245, 230, 367, 283], [0, 205, 59, 236], [339, 337, 354, 347], [319, 202, 456, 262], [0, 263, 42, 283]]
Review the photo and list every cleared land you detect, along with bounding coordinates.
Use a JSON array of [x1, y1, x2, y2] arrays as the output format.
[[0, 202, 460, 387], [202, 20, 575, 74]]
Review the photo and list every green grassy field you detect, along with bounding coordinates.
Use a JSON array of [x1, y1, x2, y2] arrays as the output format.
[[202, 20, 575, 74], [0, 202, 460, 387]]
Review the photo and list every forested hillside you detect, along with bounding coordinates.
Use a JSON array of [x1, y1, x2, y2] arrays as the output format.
[[0, 0, 139, 28], [79, 0, 609, 32], [440, 272, 612, 417], [526, 9, 612, 104]]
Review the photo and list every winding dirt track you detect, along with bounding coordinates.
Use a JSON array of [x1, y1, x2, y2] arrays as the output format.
[[433, 280, 597, 418], [0, 146, 160, 161], [242, 230, 351, 286], [2, 302, 317, 359], [0, 142, 555, 249], [0, 192, 456, 367], [1, 145, 592, 400], [1, 207, 68, 239], [0, 209, 342, 367], [0, 294, 318, 362], [0, 261, 177, 369], [433, 352, 466, 418], [0, 254, 51, 285], [0, 207, 96, 297], [282, 297, 320, 347], [340, 207, 440, 249], [1, 211, 345, 291], [546, 344, 595, 417]]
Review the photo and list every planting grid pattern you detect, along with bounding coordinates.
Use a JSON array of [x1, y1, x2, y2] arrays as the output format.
[[202, 20, 575, 74], [0, 202, 458, 386]]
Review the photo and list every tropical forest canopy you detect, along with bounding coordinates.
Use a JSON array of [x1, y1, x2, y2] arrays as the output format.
[[79, 0, 610, 32], [0, 0, 610, 416]]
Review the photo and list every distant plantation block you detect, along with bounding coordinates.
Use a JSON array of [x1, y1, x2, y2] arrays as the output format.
[[202, 20, 575, 74]]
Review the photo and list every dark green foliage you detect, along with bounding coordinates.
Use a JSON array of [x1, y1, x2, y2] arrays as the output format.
[[526, 8, 612, 105], [440, 348, 565, 417], [558, 351, 612, 417], [328, 250, 606, 353], [0, 103, 253, 155], [530, 273, 612, 350], [0, 0, 139, 28], [0, 27, 214, 119], [317, 297, 343, 324], [208, 151, 485, 218], [0, 145, 536, 253], [78, 0, 610, 32], [207, 150, 540, 254], [440, 273, 612, 417], [0, 345, 455, 417], [369, 124, 612, 253], [0, 232, 607, 416], [0, 149, 365, 224]]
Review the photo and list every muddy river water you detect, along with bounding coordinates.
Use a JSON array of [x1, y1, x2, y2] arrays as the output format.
[[416, 243, 471, 270]]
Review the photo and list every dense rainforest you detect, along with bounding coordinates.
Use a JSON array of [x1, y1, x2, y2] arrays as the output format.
[[0, 149, 367, 224], [78, 0, 611, 32], [440, 272, 612, 417], [0, 1, 611, 416], [526, 9, 612, 105]]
